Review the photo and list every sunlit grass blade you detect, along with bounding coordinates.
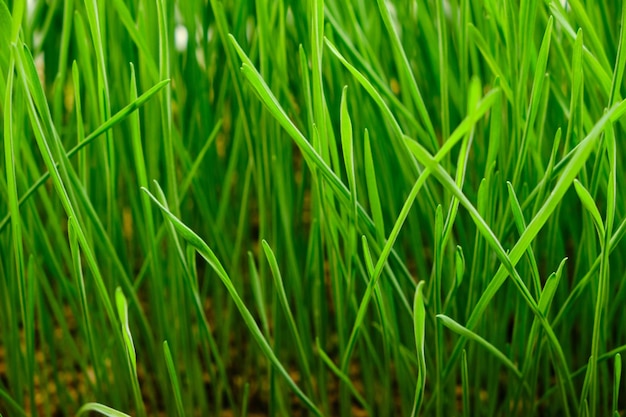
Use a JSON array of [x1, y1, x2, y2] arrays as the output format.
[[228, 35, 345, 199], [410, 281, 426, 417], [340, 86, 357, 218], [76, 403, 131, 417], [3, 51, 35, 414]]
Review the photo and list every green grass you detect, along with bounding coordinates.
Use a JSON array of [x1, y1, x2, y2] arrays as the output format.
[[1, 0, 626, 416]]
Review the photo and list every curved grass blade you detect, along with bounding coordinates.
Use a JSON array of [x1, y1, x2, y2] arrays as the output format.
[[437, 314, 522, 379], [581, 117, 619, 413], [76, 403, 131, 417], [261, 240, 313, 396], [142, 185, 323, 417], [115, 288, 145, 417], [150, 182, 235, 411], [315, 338, 371, 415], [573, 179, 605, 238]]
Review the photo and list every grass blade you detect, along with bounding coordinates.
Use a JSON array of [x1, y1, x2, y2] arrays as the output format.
[[142, 185, 323, 417], [410, 281, 427, 417], [437, 314, 522, 379], [163, 341, 187, 417]]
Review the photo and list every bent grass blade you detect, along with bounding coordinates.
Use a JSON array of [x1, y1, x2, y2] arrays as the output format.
[[142, 184, 323, 417]]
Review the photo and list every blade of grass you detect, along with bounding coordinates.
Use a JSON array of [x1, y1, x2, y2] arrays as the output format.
[[437, 314, 522, 378], [142, 184, 323, 417], [76, 403, 131, 417], [461, 349, 470, 417], [68, 216, 102, 392], [261, 240, 314, 396], [363, 129, 385, 241], [163, 341, 187, 417], [115, 288, 145, 417], [581, 117, 618, 413], [315, 338, 371, 414], [507, 182, 543, 297], [613, 354, 622, 415], [410, 281, 426, 417], [3, 52, 34, 414], [573, 179, 605, 239], [150, 181, 236, 412]]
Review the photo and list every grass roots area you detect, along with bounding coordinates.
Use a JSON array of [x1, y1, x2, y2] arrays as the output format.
[[1, 1, 626, 416]]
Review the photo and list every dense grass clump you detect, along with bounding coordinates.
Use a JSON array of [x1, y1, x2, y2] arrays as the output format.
[[1, 0, 626, 416]]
